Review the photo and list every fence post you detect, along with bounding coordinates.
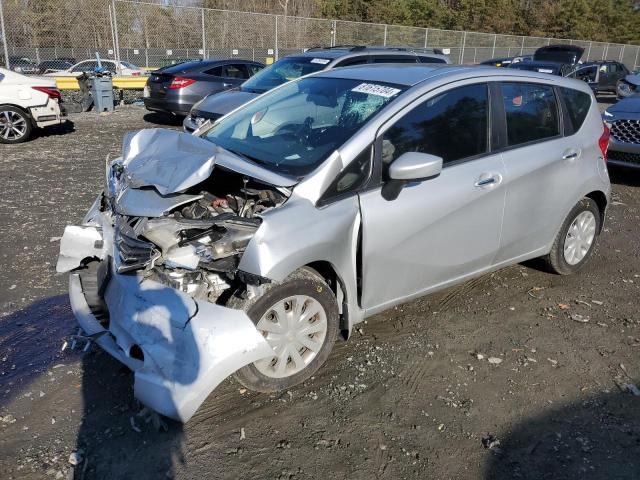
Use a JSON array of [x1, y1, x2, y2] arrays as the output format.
[[604, 43, 609, 60], [111, 0, 121, 73], [274, 15, 279, 61], [520, 36, 524, 55], [331, 20, 336, 47], [383, 24, 388, 46], [634, 46, 639, 70], [424, 28, 429, 48], [0, 0, 9, 68], [201, 8, 206, 59], [459, 31, 467, 64], [619, 44, 624, 62], [491, 34, 496, 58], [586, 41, 592, 61]]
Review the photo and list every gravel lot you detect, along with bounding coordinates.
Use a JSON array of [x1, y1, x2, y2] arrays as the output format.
[[1, 106, 639, 480]]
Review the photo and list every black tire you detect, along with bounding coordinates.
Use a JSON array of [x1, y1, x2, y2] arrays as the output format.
[[229, 267, 339, 393], [544, 197, 601, 275], [0, 106, 33, 144]]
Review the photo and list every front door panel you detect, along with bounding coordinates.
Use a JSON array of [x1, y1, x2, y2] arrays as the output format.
[[359, 154, 506, 312]]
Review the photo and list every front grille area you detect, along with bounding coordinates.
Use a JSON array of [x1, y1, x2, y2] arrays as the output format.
[[608, 150, 640, 166], [610, 119, 640, 144], [114, 215, 154, 273]]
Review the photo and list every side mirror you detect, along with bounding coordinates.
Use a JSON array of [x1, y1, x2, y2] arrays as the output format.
[[383, 152, 443, 201], [388, 152, 443, 181]]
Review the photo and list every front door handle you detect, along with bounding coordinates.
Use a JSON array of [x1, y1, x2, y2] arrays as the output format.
[[474, 174, 502, 188]]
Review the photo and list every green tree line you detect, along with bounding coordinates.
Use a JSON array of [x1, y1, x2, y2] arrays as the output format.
[[206, 0, 640, 44]]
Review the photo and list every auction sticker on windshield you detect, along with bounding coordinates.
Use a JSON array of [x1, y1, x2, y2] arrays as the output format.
[[351, 83, 401, 98], [310, 58, 331, 65]]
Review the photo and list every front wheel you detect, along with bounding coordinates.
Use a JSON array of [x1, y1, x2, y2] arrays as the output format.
[[230, 267, 339, 393], [0, 106, 32, 144], [544, 198, 601, 275]]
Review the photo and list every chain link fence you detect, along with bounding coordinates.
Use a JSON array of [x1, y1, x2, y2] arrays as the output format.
[[1, 0, 639, 73]]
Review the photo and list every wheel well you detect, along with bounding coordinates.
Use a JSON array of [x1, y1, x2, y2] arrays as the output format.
[[585, 190, 607, 233], [305, 261, 348, 332], [0, 104, 34, 123]]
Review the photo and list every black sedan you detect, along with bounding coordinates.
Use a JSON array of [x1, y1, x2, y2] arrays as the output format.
[[37, 58, 76, 74], [143, 59, 264, 117]]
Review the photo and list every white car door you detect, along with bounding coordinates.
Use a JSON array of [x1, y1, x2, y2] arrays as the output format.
[[358, 82, 507, 312]]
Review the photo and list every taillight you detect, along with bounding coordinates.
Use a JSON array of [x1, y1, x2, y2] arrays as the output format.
[[32, 86, 61, 101], [169, 76, 196, 89], [598, 123, 610, 162], [132, 72, 141, 76]]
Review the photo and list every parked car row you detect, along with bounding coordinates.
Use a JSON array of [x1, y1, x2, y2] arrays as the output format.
[[5, 56, 146, 76], [481, 45, 634, 97], [140, 45, 452, 132]]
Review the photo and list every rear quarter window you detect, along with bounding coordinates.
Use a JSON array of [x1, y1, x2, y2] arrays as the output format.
[[502, 83, 559, 146], [561, 87, 592, 133]]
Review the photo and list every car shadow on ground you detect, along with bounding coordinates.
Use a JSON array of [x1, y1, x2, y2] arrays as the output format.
[[0, 295, 76, 408], [484, 388, 640, 479], [143, 112, 185, 127], [608, 165, 640, 187], [35, 120, 76, 139], [0, 295, 185, 479]]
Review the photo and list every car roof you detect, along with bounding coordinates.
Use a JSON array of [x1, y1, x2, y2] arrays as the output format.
[[295, 45, 446, 60], [158, 59, 260, 74], [315, 63, 588, 89]]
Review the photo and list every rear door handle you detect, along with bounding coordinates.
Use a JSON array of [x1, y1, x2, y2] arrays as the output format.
[[562, 149, 581, 161]]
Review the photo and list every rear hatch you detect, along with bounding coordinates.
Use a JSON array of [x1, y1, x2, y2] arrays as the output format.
[[534, 45, 584, 65]]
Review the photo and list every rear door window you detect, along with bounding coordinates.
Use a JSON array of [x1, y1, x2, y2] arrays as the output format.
[[224, 64, 247, 79], [204, 66, 224, 77], [381, 83, 489, 174], [334, 56, 369, 67], [371, 55, 418, 64], [561, 87, 592, 133], [501, 83, 559, 146]]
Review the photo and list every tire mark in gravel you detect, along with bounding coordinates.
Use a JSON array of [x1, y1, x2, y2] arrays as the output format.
[[396, 356, 430, 395], [372, 429, 389, 477], [435, 274, 493, 312]]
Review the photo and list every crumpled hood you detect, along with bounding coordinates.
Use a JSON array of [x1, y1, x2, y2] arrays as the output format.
[[624, 73, 640, 87], [116, 128, 298, 200], [122, 128, 216, 195]]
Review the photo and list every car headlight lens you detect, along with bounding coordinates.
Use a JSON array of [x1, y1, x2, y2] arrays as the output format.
[[603, 110, 613, 118]]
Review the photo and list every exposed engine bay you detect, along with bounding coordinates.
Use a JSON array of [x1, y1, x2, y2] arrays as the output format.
[[111, 167, 288, 303]]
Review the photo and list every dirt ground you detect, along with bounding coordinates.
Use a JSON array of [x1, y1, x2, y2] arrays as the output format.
[[0, 106, 639, 480]]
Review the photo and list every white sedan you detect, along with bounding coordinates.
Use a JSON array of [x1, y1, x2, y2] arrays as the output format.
[[0, 68, 67, 143], [44, 59, 146, 77]]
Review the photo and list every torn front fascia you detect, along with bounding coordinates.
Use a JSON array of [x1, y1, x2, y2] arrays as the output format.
[[236, 270, 271, 286]]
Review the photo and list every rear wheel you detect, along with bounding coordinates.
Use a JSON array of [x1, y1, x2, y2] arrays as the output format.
[[544, 198, 601, 275], [230, 267, 339, 392], [0, 106, 32, 144]]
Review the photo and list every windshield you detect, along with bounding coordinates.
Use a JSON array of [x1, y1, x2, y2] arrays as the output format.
[[120, 61, 138, 69], [205, 77, 405, 176], [240, 56, 331, 94]]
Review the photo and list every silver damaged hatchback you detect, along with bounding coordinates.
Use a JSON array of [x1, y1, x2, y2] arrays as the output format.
[[58, 65, 611, 421]]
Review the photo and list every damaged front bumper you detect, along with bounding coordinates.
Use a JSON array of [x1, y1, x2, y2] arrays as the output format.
[[62, 223, 273, 422]]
